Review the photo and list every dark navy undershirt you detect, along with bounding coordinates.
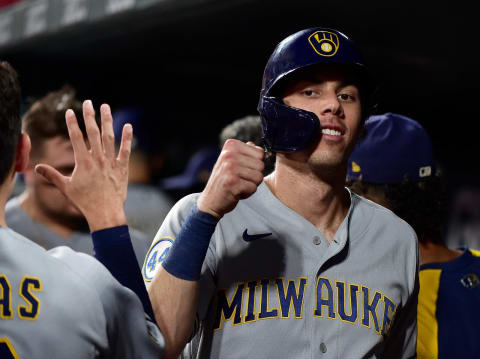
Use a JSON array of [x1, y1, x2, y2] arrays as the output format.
[[91, 225, 155, 323]]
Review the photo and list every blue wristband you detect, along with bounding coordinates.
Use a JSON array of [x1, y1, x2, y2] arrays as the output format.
[[92, 225, 155, 322], [162, 204, 219, 281]]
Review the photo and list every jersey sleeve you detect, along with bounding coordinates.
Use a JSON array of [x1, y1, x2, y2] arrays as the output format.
[[49, 246, 164, 358], [142, 193, 217, 324]]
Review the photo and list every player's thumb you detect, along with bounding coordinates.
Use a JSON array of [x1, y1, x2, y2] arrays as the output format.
[[35, 164, 68, 193]]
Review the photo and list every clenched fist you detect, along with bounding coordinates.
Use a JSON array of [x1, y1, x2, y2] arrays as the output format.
[[197, 139, 265, 218]]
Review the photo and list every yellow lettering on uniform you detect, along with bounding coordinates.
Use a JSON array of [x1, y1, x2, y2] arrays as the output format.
[[214, 283, 245, 330], [314, 277, 336, 319], [0, 275, 13, 319], [18, 276, 42, 320], [336, 281, 359, 324], [0, 338, 20, 359]]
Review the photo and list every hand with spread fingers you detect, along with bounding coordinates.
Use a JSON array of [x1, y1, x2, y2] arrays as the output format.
[[35, 100, 132, 232]]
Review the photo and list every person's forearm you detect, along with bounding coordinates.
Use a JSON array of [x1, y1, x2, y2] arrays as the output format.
[[148, 203, 219, 357], [92, 225, 155, 322], [148, 267, 199, 359]]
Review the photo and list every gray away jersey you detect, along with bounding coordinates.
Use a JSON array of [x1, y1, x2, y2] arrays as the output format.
[[0, 226, 164, 359], [144, 182, 418, 359], [5, 196, 152, 266]]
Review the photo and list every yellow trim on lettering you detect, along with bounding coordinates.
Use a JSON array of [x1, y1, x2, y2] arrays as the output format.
[[242, 280, 260, 324], [360, 286, 383, 336], [0, 275, 13, 319], [257, 279, 279, 321], [0, 338, 20, 359], [275, 277, 308, 319], [214, 283, 245, 331], [18, 276, 42, 321], [335, 280, 360, 325], [313, 276, 336, 320]]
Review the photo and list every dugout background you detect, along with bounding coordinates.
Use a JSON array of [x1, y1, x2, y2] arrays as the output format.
[[0, 0, 476, 191]]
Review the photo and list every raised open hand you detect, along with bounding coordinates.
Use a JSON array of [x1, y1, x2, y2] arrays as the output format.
[[35, 100, 132, 232]]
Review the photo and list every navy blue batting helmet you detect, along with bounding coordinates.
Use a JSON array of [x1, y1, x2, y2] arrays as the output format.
[[257, 27, 374, 153]]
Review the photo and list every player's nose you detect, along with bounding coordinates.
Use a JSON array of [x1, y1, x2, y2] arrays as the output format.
[[319, 91, 342, 117]]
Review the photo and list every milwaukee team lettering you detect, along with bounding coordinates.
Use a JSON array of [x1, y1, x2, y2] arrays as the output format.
[[214, 276, 396, 336]]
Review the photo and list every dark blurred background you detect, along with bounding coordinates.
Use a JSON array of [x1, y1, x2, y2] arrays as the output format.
[[0, 0, 476, 188]]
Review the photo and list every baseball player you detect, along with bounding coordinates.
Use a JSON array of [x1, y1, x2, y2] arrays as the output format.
[[5, 85, 151, 265], [0, 61, 164, 358], [144, 27, 418, 358], [347, 113, 480, 358]]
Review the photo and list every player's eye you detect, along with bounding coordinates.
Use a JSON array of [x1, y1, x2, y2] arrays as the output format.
[[302, 89, 317, 97], [337, 93, 355, 101]]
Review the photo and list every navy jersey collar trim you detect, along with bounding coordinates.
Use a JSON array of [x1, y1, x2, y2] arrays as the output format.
[[420, 248, 474, 272]]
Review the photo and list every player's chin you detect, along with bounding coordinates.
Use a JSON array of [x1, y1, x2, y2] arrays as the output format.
[[308, 153, 344, 171], [64, 206, 84, 218]]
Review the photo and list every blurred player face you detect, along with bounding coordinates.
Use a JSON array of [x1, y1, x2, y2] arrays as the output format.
[[26, 136, 83, 222], [282, 67, 363, 173]]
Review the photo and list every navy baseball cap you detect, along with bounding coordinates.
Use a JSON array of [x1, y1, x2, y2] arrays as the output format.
[[347, 113, 435, 184], [160, 147, 220, 190], [113, 106, 165, 154]]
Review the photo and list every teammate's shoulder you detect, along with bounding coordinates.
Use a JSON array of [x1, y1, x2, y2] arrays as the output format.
[[5, 195, 21, 211], [48, 245, 110, 277], [49, 245, 125, 296], [5, 196, 25, 222], [0, 226, 46, 253]]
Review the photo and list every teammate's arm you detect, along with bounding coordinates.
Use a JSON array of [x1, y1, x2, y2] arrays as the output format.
[[148, 139, 265, 359]]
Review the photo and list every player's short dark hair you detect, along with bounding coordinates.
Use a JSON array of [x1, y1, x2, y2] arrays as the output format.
[[22, 85, 87, 161], [219, 115, 275, 176], [0, 61, 22, 185], [347, 172, 448, 245]]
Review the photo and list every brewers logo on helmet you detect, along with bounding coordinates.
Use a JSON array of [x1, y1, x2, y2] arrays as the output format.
[[308, 30, 340, 57]]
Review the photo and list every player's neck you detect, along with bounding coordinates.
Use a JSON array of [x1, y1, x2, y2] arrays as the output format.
[[0, 171, 17, 227], [0, 196, 7, 227], [419, 242, 463, 266], [265, 164, 350, 242], [20, 191, 76, 238]]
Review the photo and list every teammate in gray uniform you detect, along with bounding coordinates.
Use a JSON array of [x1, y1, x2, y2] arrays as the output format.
[[0, 61, 164, 358], [5, 86, 151, 265], [144, 28, 418, 358]]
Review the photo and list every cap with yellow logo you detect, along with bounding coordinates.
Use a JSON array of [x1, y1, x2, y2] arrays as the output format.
[[347, 113, 436, 183]]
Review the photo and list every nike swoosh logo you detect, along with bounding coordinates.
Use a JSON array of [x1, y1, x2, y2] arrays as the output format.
[[242, 229, 272, 242]]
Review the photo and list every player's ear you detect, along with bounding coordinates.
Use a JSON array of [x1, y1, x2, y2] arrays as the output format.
[[14, 133, 31, 173]]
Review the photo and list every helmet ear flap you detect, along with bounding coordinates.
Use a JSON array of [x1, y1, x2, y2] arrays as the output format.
[[258, 97, 320, 153]]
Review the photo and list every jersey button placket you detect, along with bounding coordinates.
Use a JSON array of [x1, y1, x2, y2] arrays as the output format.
[[320, 342, 327, 353], [312, 236, 322, 245]]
